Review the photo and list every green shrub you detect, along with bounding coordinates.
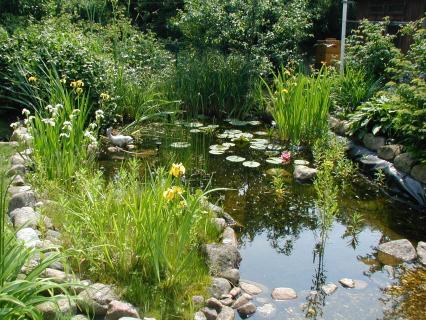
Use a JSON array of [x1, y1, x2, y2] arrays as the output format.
[[346, 18, 400, 80], [261, 67, 331, 145], [331, 67, 382, 115], [0, 0, 58, 20], [49, 162, 218, 317], [171, 50, 259, 118], [349, 18, 426, 160], [174, 0, 313, 71]]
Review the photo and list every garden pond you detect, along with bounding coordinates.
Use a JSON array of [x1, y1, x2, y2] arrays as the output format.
[[99, 119, 426, 320]]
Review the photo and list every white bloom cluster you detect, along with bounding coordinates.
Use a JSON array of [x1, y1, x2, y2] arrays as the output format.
[[84, 130, 97, 144], [22, 108, 31, 116], [95, 109, 104, 121], [42, 118, 56, 127]]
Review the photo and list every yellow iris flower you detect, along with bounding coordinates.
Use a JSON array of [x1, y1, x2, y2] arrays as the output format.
[[169, 163, 186, 178]]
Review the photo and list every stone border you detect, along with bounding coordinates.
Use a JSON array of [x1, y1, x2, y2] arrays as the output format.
[[329, 117, 426, 207]]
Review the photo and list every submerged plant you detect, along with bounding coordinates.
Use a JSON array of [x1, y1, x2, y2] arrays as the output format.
[[262, 67, 331, 145]]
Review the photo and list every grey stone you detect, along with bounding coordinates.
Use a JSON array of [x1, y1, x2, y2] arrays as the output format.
[[411, 164, 426, 184], [46, 229, 62, 245], [206, 297, 223, 312], [293, 166, 317, 182], [11, 127, 31, 142], [321, 283, 337, 295], [8, 185, 31, 195], [237, 302, 256, 317], [216, 306, 234, 320], [294, 159, 309, 166], [229, 287, 241, 298], [8, 191, 37, 212], [231, 293, 252, 309], [271, 288, 297, 300], [77, 283, 119, 315], [209, 278, 232, 299], [16, 227, 41, 248], [37, 297, 77, 320], [377, 239, 417, 263], [383, 265, 395, 279], [219, 268, 239, 285], [222, 227, 237, 247], [416, 241, 426, 265], [7, 164, 26, 177], [220, 297, 233, 307], [240, 282, 262, 295], [10, 207, 40, 229], [201, 307, 217, 320], [192, 295, 204, 305], [11, 175, 25, 186], [11, 153, 29, 166], [377, 144, 403, 161], [105, 300, 140, 320], [43, 268, 70, 283], [194, 311, 207, 320], [205, 244, 241, 277], [71, 316, 89, 320], [212, 218, 226, 231], [338, 278, 355, 288], [257, 303, 276, 317], [394, 153, 416, 174], [363, 133, 385, 151]]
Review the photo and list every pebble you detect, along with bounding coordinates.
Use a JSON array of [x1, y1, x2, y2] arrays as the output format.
[[271, 287, 297, 300], [321, 283, 337, 295], [339, 278, 355, 288]]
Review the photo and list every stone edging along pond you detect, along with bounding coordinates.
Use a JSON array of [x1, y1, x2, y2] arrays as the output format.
[[6, 126, 265, 320], [329, 117, 426, 207]]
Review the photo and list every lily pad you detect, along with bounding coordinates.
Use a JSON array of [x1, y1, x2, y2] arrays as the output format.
[[248, 120, 262, 126], [226, 156, 246, 162], [250, 144, 267, 150], [267, 144, 283, 151], [170, 142, 191, 148], [185, 122, 204, 128], [217, 133, 229, 139], [254, 131, 268, 136], [252, 138, 269, 144], [223, 142, 235, 147], [265, 150, 280, 156], [209, 144, 229, 151], [266, 157, 283, 164], [242, 161, 260, 168], [209, 150, 225, 155], [229, 120, 248, 126], [189, 129, 202, 133]]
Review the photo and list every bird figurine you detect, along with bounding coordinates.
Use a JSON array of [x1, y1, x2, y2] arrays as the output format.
[[106, 127, 134, 148]]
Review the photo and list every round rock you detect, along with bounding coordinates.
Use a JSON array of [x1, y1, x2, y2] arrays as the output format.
[[271, 288, 297, 300]]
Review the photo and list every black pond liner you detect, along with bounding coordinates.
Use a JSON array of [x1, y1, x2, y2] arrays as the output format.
[[346, 141, 426, 208]]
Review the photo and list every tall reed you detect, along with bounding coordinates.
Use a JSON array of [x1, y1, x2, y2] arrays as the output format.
[[262, 67, 331, 145], [49, 161, 219, 317]]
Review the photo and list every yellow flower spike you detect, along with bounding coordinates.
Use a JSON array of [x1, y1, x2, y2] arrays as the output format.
[[172, 186, 184, 194], [169, 163, 186, 178], [28, 76, 37, 82], [70, 81, 77, 88], [284, 70, 291, 76], [76, 87, 83, 94], [163, 188, 176, 201], [76, 80, 84, 87], [100, 92, 111, 101], [281, 88, 288, 94]]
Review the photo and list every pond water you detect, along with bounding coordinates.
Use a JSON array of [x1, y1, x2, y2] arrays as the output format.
[[102, 120, 425, 320]]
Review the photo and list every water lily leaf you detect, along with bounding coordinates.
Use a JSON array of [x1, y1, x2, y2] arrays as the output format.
[[223, 142, 235, 147], [247, 120, 262, 126], [209, 144, 229, 151], [250, 144, 267, 150], [217, 133, 229, 139], [229, 120, 248, 126], [265, 150, 280, 156], [226, 156, 246, 162], [170, 142, 191, 148], [209, 150, 225, 155], [185, 122, 204, 128], [189, 129, 202, 133], [266, 157, 283, 164], [254, 131, 268, 136], [242, 161, 260, 168], [267, 144, 283, 150], [252, 138, 269, 144]]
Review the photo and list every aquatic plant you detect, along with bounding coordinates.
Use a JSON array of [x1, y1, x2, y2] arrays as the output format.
[[47, 161, 219, 317], [261, 67, 331, 145]]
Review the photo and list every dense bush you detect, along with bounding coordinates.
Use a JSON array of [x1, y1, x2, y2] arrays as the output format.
[[350, 18, 426, 159], [346, 18, 400, 80], [174, 0, 313, 72], [0, 0, 58, 20]]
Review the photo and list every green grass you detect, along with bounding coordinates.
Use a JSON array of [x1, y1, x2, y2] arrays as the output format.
[[43, 160, 219, 318], [261, 67, 331, 145]]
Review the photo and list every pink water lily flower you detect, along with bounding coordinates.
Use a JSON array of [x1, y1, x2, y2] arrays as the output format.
[[280, 151, 291, 164]]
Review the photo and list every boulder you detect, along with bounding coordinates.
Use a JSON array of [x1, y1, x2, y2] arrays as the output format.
[[410, 164, 426, 184], [105, 300, 140, 320], [231, 293, 252, 309], [229, 287, 241, 298], [271, 288, 297, 300], [201, 307, 217, 320], [321, 283, 337, 295], [43, 268, 70, 283], [8, 185, 31, 195], [219, 268, 240, 285], [222, 227, 237, 247], [362, 133, 385, 151], [377, 239, 417, 263], [16, 227, 41, 248], [293, 166, 317, 182], [11, 153, 29, 166], [216, 306, 235, 320], [11, 127, 32, 143], [394, 153, 416, 174], [37, 297, 77, 320], [220, 297, 233, 307], [209, 278, 232, 299], [7, 164, 26, 177], [294, 159, 309, 166], [10, 206, 40, 229], [383, 265, 395, 279], [377, 144, 403, 161], [205, 244, 241, 276], [206, 297, 223, 312], [192, 295, 205, 306], [194, 311, 207, 320], [416, 241, 426, 265], [212, 218, 226, 231], [237, 303, 256, 317], [8, 191, 37, 212], [77, 283, 119, 315], [11, 175, 25, 186], [240, 282, 262, 295], [338, 278, 355, 288], [46, 229, 62, 245]]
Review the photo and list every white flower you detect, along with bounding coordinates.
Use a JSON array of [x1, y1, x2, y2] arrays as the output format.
[[95, 109, 104, 121], [59, 132, 70, 138], [45, 105, 53, 112], [72, 109, 81, 114], [62, 121, 72, 131], [10, 122, 20, 129], [88, 123, 97, 130], [22, 108, 30, 116], [84, 130, 97, 143], [42, 118, 56, 127], [55, 104, 63, 109]]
